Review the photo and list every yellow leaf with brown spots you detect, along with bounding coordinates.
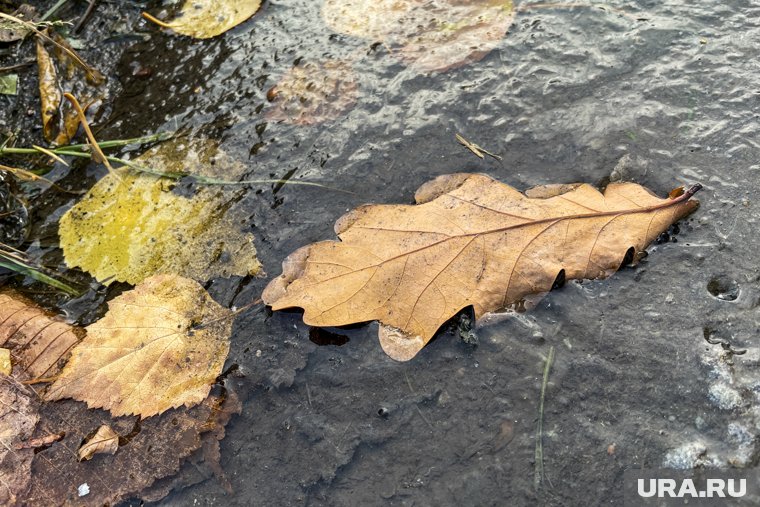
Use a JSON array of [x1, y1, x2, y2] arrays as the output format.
[[58, 137, 263, 285], [143, 0, 262, 39], [264, 173, 701, 361], [46, 275, 231, 418]]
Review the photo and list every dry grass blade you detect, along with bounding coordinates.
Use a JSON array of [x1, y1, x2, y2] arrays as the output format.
[[534, 346, 554, 490], [456, 134, 502, 161], [62, 93, 116, 176]]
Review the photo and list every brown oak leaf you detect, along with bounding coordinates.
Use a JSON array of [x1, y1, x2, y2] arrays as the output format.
[[263, 173, 700, 361]]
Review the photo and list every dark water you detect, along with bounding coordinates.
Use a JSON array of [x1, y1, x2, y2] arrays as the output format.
[[6, 0, 760, 505]]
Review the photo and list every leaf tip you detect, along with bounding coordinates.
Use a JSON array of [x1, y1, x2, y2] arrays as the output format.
[[378, 324, 425, 362]]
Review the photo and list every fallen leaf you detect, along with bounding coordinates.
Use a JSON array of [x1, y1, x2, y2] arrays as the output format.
[[27, 384, 238, 505], [0, 379, 39, 505], [46, 274, 232, 418], [32, 28, 106, 146], [138, 387, 242, 501], [0, 291, 82, 381], [266, 59, 358, 125], [36, 37, 61, 142], [264, 173, 701, 361], [49, 30, 104, 86], [322, 0, 515, 72], [134, 136, 249, 180], [0, 4, 36, 42], [0, 74, 18, 95], [77, 425, 119, 461], [143, 0, 262, 39], [58, 138, 263, 285]]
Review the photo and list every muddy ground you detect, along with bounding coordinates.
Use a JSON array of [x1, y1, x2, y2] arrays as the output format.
[[2, 0, 759, 506]]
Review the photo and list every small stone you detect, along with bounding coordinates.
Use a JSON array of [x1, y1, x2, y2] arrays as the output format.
[[78, 483, 90, 497], [607, 443, 616, 455]]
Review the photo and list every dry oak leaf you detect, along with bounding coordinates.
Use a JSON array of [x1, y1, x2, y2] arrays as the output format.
[[0, 291, 82, 381], [263, 173, 701, 361], [322, 0, 515, 73], [266, 59, 359, 126], [46, 274, 232, 418]]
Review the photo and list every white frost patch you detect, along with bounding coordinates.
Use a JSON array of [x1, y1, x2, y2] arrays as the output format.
[[726, 422, 756, 466], [663, 442, 720, 469], [708, 382, 744, 410]]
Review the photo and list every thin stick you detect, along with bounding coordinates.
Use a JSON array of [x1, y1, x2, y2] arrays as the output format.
[[0, 60, 35, 74], [534, 346, 555, 490], [74, 0, 98, 33]]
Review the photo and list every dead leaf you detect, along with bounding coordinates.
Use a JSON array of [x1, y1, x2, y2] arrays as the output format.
[[0, 291, 82, 381], [36, 37, 61, 143], [46, 274, 232, 418], [0, 4, 36, 43], [0, 379, 39, 505], [138, 387, 242, 501], [134, 136, 249, 180], [143, 0, 262, 39], [266, 59, 358, 125], [264, 173, 701, 361], [49, 30, 104, 86], [77, 425, 119, 461], [322, 0, 515, 72], [27, 384, 238, 505]]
